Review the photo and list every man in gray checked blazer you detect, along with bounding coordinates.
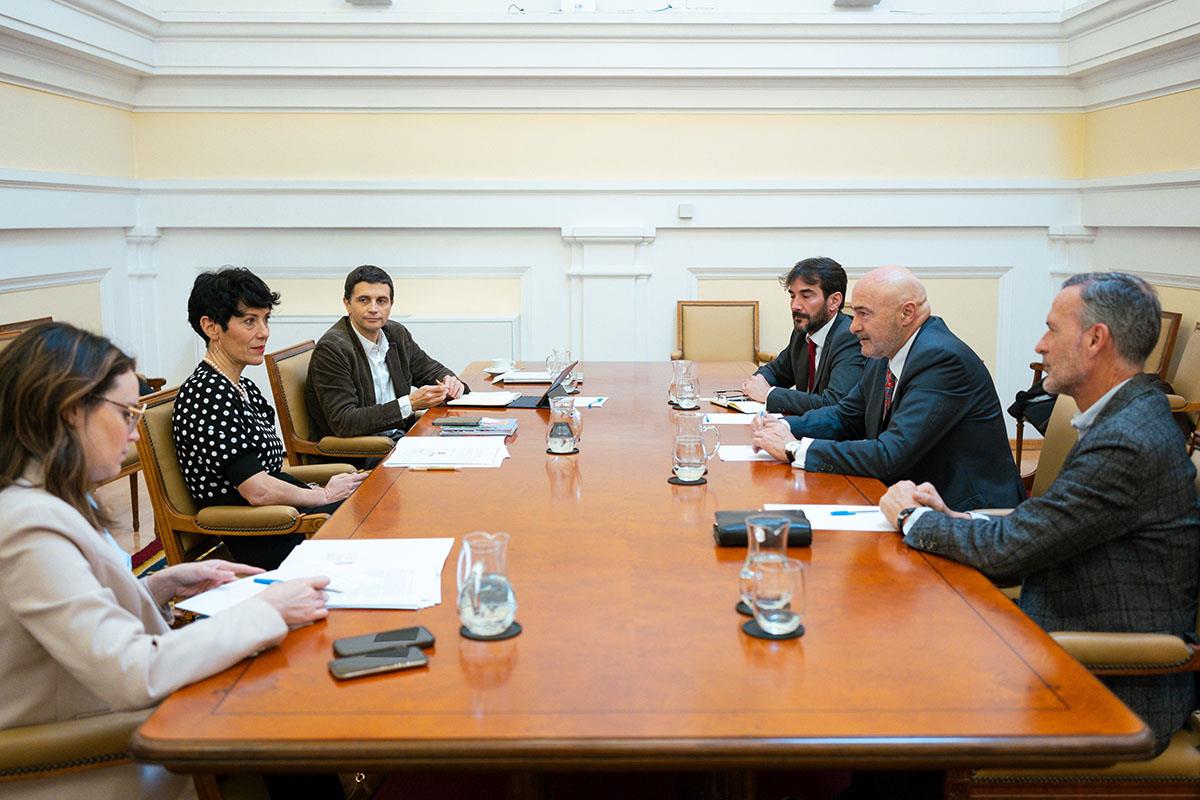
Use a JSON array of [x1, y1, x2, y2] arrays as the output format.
[[881, 272, 1199, 755]]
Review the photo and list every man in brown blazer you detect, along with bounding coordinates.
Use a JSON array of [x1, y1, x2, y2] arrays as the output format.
[[306, 265, 466, 439]]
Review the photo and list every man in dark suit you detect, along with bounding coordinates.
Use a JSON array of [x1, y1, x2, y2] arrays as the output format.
[[751, 265, 1024, 510], [881, 272, 1199, 755], [307, 265, 465, 439], [740, 256, 865, 415]]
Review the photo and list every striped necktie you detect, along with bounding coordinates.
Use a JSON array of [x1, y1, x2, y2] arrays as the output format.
[[882, 368, 897, 424]]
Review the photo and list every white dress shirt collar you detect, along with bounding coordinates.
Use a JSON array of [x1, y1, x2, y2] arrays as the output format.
[[1071, 377, 1132, 437], [352, 323, 397, 406], [887, 320, 924, 383], [807, 313, 837, 350]]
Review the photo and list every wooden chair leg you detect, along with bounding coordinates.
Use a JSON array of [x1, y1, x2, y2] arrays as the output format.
[[129, 472, 140, 532], [193, 774, 223, 800]]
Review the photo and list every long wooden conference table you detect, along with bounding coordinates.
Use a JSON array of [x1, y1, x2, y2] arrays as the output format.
[[133, 361, 1152, 793]]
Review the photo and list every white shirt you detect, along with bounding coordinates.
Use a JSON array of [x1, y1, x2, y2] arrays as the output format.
[[766, 313, 837, 401], [789, 321, 924, 470], [352, 325, 413, 422], [1070, 378, 1132, 438]]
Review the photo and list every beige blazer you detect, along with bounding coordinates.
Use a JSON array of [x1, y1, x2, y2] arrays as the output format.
[[0, 476, 289, 799]]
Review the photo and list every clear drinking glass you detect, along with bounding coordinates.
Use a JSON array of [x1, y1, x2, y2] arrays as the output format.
[[546, 348, 570, 379], [547, 396, 581, 453], [669, 360, 695, 405], [738, 514, 791, 609], [672, 411, 720, 482], [750, 557, 805, 636], [457, 531, 517, 637], [675, 378, 699, 409]]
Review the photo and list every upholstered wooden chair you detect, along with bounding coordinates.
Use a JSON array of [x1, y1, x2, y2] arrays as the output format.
[[0, 709, 152, 785], [135, 388, 355, 565], [671, 300, 773, 363], [264, 341, 394, 466], [1166, 322, 1200, 431]]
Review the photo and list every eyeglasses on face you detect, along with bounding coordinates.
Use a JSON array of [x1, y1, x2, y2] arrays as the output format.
[[94, 397, 147, 432]]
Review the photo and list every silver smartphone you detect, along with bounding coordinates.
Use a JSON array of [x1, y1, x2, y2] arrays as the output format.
[[328, 646, 428, 680]]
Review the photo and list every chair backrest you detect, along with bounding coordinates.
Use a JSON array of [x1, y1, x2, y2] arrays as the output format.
[[1168, 322, 1200, 421], [676, 301, 760, 362], [1147, 310, 1183, 379], [136, 389, 196, 517], [1192, 439, 1200, 639], [264, 340, 317, 465], [0, 316, 51, 334], [1031, 394, 1080, 498]]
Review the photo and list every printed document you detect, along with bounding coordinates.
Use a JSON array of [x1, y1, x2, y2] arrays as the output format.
[[763, 504, 892, 532], [383, 435, 510, 468], [447, 391, 521, 407], [717, 445, 777, 462]]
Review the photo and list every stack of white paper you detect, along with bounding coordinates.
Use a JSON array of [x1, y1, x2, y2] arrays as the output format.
[[493, 370, 551, 383], [716, 444, 777, 462], [175, 538, 456, 615], [703, 414, 755, 426], [446, 391, 521, 407], [383, 436, 511, 468]]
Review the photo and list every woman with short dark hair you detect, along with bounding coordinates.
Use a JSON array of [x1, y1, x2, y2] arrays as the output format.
[[0, 322, 331, 800], [174, 267, 366, 569]]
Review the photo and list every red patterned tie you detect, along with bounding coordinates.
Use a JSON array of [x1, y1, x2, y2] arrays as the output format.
[[882, 368, 896, 423], [806, 338, 817, 392]]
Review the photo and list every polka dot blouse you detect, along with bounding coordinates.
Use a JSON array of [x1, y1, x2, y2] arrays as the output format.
[[172, 361, 286, 505]]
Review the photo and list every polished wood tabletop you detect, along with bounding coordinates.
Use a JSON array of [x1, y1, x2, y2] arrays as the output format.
[[133, 362, 1152, 774]]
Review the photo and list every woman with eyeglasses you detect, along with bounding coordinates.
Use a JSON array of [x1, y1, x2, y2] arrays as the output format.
[[0, 322, 332, 800], [173, 268, 367, 570]]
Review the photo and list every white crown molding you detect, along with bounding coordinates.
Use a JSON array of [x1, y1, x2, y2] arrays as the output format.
[[687, 265, 1012, 280], [246, 264, 531, 279], [0, 0, 1195, 112], [0, 267, 110, 292], [1116, 268, 1200, 289]]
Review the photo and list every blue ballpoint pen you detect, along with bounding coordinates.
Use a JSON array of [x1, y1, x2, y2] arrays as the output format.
[[254, 577, 343, 593], [830, 510, 878, 516]]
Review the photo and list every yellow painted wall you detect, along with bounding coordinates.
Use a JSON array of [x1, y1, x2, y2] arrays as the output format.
[[1153, 284, 1200, 381], [0, 282, 103, 332], [1083, 88, 1200, 178], [700, 277, 999, 375], [0, 83, 134, 177], [134, 113, 1084, 181], [270, 277, 522, 317]]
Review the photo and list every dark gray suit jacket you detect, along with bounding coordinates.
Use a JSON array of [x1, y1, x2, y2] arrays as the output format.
[[906, 375, 1200, 754], [755, 312, 865, 415], [788, 316, 1024, 510], [306, 317, 458, 438]]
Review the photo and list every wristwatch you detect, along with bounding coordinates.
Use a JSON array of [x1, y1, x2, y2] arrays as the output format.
[[896, 506, 918, 530]]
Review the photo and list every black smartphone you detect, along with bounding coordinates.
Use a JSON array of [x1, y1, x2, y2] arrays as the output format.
[[432, 416, 482, 427], [333, 625, 436, 657], [328, 646, 428, 680]]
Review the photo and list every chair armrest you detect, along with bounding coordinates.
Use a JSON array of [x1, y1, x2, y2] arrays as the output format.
[[195, 505, 302, 532], [755, 350, 775, 364], [670, 350, 683, 361], [283, 463, 357, 484], [1166, 394, 1200, 414], [315, 436, 394, 457], [1051, 631, 1199, 674], [0, 708, 151, 779]]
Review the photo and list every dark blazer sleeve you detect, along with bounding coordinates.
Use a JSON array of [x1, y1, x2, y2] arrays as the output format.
[[308, 336, 406, 438], [755, 331, 798, 389], [786, 366, 872, 442], [903, 430, 1144, 581], [765, 321, 865, 416], [800, 347, 977, 484]]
